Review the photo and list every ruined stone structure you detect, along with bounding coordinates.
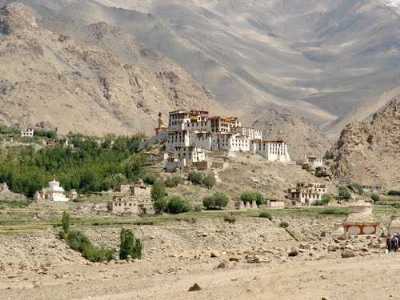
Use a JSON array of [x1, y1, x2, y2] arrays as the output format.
[[166, 110, 291, 163], [109, 182, 154, 215], [288, 183, 328, 206], [34, 179, 69, 202]]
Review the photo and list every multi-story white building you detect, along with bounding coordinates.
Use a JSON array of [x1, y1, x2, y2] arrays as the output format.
[[251, 140, 291, 162], [165, 110, 291, 163]]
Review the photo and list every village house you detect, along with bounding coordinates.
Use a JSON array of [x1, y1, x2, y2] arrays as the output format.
[[288, 183, 328, 206], [20, 128, 34, 138], [165, 109, 291, 163], [34, 179, 69, 202], [109, 181, 154, 215]]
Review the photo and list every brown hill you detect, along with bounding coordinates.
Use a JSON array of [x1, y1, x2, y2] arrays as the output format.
[[0, 3, 218, 135], [332, 96, 400, 188]]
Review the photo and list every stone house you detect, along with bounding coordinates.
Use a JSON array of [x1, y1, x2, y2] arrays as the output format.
[[288, 183, 328, 206], [109, 182, 154, 215]]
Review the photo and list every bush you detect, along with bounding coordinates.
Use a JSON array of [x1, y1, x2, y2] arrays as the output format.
[[188, 171, 204, 185], [321, 194, 331, 205], [166, 196, 191, 214], [223, 214, 236, 224], [388, 190, 400, 196], [64, 230, 114, 262], [240, 191, 266, 206], [259, 211, 273, 220], [337, 186, 351, 201], [164, 176, 182, 188], [371, 193, 380, 203], [153, 197, 168, 214], [61, 211, 70, 234], [279, 221, 289, 228], [119, 228, 143, 260], [151, 181, 166, 202], [202, 174, 216, 189], [203, 192, 229, 210], [143, 174, 157, 185]]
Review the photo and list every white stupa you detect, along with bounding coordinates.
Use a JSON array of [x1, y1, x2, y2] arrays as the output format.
[[47, 179, 69, 202]]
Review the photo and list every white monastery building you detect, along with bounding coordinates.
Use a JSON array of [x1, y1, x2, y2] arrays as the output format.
[[165, 110, 291, 164]]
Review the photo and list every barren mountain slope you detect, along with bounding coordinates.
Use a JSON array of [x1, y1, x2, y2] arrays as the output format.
[[0, 3, 217, 135], [90, 0, 400, 131], [332, 96, 400, 188]]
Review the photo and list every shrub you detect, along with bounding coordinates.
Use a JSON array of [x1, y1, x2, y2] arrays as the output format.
[[166, 196, 191, 214], [259, 211, 273, 220], [153, 197, 168, 214], [151, 181, 166, 202], [321, 194, 331, 205], [119, 228, 143, 260], [224, 214, 236, 224], [371, 193, 380, 203], [337, 186, 351, 201], [61, 211, 70, 234], [279, 221, 289, 228], [64, 230, 114, 262], [188, 171, 204, 185], [203, 174, 216, 189], [164, 176, 182, 188], [203, 192, 229, 210], [240, 191, 266, 206], [143, 174, 157, 185]]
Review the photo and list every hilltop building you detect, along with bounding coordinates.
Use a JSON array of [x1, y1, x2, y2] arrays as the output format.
[[34, 179, 69, 202], [165, 110, 291, 166], [109, 181, 154, 215], [288, 183, 327, 206]]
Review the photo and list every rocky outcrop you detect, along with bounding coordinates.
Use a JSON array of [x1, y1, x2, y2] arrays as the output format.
[[332, 96, 400, 188]]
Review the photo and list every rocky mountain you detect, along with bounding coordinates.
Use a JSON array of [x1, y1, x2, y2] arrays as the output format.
[[0, 2, 219, 135], [332, 96, 400, 188], [64, 0, 400, 132]]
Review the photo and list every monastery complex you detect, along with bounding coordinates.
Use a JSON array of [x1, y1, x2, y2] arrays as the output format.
[[158, 110, 291, 170]]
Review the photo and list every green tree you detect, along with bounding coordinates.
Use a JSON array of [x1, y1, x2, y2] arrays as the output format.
[[188, 171, 204, 185], [240, 191, 266, 206], [203, 174, 216, 189], [338, 186, 351, 201], [371, 193, 380, 203], [151, 181, 166, 202], [153, 197, 168, 214], [167, 196, 191, 214], [61, 211, 70, 234], [203, 192, 229, 210], [119, 228, 143, 260]]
